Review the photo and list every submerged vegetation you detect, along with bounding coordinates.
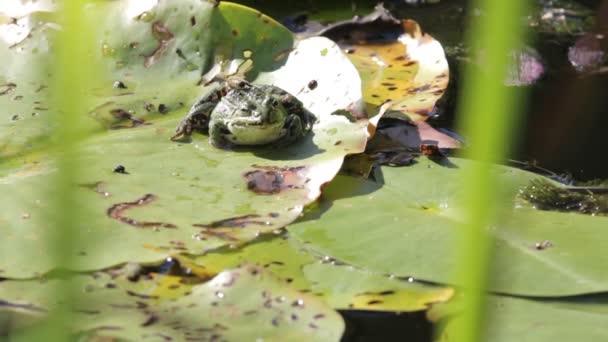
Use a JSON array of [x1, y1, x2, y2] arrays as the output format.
[[520, 179, 608, 216]]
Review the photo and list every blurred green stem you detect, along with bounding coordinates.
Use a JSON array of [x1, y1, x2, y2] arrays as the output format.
[[452, 1, 529, 342], [23, 0, 96, 340]]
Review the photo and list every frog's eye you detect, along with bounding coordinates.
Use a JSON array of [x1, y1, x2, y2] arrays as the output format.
[[270, 98, 279, 107], [237, 80, 247, 88]]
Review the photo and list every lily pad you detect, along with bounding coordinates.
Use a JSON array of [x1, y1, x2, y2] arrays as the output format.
[[429, 293, 608, 342], [187, 235, 454, 312], [339, 19, 450, 123], [313, 6, 456, 147], [0, 264, 345, 341], [289, 158, 608, 296], [0, 0, 369, 278]]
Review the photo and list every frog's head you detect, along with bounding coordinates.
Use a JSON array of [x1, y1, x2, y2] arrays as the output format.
[[210, 86, 288, 145]]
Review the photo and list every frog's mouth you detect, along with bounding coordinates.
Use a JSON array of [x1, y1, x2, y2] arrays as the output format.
[[228, 116, 281, 126], [225, 120, 285, 145]]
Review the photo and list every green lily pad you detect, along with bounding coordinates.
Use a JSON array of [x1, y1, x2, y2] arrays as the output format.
[[289, 157, 608, 296], [186, 234, 454, 312], [0, 264, 345, 341], [0, 1, 369, 278], [429, 293, 608, 342]]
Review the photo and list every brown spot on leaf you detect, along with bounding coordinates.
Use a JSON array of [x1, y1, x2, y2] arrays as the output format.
[[110, 109, 149, 129], [126, 290, 160, 300], [144, 21, 175, 68], [193, 214, 268, 229], [0, 301, 46, 313], [144, 103, 155, 112], [244, 165, 307, 195], [367, 300, 383, 305], [0, 82, 16, 96], [141, 314, 159, 327], [231, 29, 239, 36], [378, 290, 396, 296], [263, 261, 285, 268], [107, 194, 177, 229], [158, 104, 169, 114], [273, 48, 294, 62], [75, 309, 100, 315], [193, 215, 269, 241], [408, 85, 431, 93]]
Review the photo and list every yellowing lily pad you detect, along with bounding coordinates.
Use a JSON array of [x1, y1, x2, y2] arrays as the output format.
[[187, 235, 454, 312], [0, 264, 345, 341], [343, 20, 450, 123]]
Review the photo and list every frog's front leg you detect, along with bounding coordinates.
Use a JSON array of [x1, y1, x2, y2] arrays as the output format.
[[276, 114, 304, 146], [208, 119, 231, 148], [170, 88, 224, 141]]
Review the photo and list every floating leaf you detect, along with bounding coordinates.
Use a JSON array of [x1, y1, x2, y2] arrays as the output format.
[[0, 0, 368, 278], [340, 20, 450, 123], [188, 235, 453, 312], [430, 294, 608, 342], [289, 158, 608, 296], [0, 264, 344, 341], [313, 5, 455, 147]]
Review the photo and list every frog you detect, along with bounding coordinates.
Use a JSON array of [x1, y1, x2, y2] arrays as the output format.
[[170, 77, 315, 147]]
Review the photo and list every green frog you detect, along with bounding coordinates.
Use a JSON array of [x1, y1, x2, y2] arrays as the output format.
[[171, 78, 315, 147]]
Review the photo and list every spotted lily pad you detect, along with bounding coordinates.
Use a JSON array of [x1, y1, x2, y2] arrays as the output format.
[[0, 264, 344, 341], [340, 20, 450, 123], [0, 0, 368, 278], [186, 235, 454, 312], [289, 158, 608, 296]]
